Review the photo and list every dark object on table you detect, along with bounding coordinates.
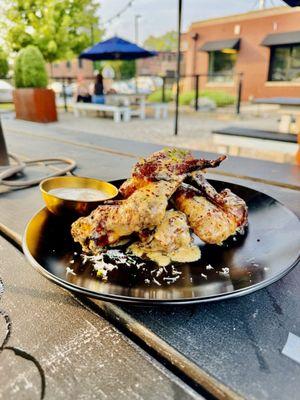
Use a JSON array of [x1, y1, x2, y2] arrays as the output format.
[[23, 179, 300, 305], [0, 117, 9, 166]]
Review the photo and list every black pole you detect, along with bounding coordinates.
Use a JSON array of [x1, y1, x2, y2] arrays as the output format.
[[236, 73, 243, 115], [0, 117, 9, 166], [174, 0, 182, 136], [162, 76, 166, 103], [62, 79, 68, 112], [194, 74, 199, 111]]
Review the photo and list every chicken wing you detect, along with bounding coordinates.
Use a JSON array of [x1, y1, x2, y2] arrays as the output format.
[[190, 172, 248, 230], [129, 210, 201, 266], [71, 180, 181, 254], [174, 184, 245, 245], [120, 148, 226, 198]]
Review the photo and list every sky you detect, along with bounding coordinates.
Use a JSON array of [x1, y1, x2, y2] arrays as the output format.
[[99, 0, 288, 43]]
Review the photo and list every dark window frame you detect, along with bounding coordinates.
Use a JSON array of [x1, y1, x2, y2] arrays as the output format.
[[207, 50, 237, 83], [268, 43, 300, 82]]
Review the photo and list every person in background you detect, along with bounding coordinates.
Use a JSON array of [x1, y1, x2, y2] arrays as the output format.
[[92, 73, 105, 104], [76, 76, 91, 103]]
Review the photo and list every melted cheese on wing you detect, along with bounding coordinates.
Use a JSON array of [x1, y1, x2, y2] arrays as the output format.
[[129, 210, 201, 266]]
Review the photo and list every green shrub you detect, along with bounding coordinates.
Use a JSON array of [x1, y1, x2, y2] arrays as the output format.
[[179, 90, 195, 106], [148, 89, 173, 103], [14, 49, 25, 87], [179, 89, 235, 107], [200, 90, 235, 107], [14, 45, 48, 88], [0, 47, 9, 79]]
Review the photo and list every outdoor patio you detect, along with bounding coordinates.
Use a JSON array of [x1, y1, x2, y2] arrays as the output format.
[[2, 106, 297, 164]]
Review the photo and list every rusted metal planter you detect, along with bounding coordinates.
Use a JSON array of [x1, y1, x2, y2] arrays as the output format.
[[13, 88, 58, 123]]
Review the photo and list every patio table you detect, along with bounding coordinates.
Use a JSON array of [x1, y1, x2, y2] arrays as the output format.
[[1, 125, 300, 399], [106, 93, 146, 119]]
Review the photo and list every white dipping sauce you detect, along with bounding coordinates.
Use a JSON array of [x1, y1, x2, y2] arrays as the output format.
[[49, 188, 109, 201]]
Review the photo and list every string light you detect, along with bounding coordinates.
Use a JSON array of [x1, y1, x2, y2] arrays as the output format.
[[102, 0, 135, 26]]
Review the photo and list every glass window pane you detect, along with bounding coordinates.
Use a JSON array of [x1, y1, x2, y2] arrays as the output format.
[[289, 45, 300, 81], [269, 47, 290, 81], [208, 51, 237, 82], [269, 45, 300, 82]]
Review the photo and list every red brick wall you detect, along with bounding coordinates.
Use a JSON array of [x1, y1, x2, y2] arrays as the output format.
[[137, 51, 186, 77], [47, 59, 94, 79], [184, 7, 300, 100]]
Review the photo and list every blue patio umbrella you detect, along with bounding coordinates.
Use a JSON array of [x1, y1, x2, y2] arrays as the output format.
[[282, 0, 300, 5], [79, 36, 157, 61]]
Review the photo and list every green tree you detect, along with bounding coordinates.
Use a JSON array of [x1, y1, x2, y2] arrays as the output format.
[[14, 45, 48, 88], [120, 60, 136, 79], [144, 31, 177, 51], [14, 49, 25, 87], [101, 60, 136, 80], [0, 47, 9, 78], [2, 0, 103, 62]]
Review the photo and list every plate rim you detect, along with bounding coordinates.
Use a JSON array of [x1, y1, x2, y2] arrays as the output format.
[[22, 178, 300, 305]]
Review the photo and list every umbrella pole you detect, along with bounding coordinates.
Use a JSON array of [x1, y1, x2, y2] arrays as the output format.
[[174, 0, 182, 136]]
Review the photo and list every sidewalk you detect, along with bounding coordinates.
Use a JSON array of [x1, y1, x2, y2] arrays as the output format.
[[2, 110, 297, 164]]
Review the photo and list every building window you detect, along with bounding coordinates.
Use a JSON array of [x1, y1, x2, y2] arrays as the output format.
[[208, 50, 237, 82], [78, 58, 83, 69], [269, 44, 300, 82], [66, 60, 71, 69]]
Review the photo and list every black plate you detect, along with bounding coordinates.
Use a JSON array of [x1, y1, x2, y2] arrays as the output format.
[[23, 179, 300, 305]]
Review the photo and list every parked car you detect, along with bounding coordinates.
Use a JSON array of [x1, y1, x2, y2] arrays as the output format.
[[0, 80, 13, 103]]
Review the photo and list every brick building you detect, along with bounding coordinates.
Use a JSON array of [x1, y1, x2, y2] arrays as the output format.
[[46, 58, 94, 80], [136, 33, 188, 77], [136, 51, 186, 78], [183, 7, 300, 100], [137, 51, 177, 77]]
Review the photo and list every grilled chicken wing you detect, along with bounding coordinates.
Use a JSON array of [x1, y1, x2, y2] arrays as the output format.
[[174, 183, 247, 245], [120, 148, 226, 198], [129, 210, 200, 266], [71, 180, 181, 254], [190, 172, 248, 230]]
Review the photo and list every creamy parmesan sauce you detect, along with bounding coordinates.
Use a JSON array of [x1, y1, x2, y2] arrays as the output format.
[[49, 187, 109, 201], [129, 243, 201, 267]]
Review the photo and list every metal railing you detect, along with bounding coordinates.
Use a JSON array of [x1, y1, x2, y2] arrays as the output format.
[[2, 73, 243, 115], [161, 73, 244, 114]]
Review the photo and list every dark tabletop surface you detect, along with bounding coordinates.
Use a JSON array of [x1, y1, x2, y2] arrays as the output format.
[[1, 120, 300, 400]]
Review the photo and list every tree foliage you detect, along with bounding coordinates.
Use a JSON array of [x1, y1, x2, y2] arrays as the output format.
[[144, 31, 177, 51], [14, 45, 48, 88], [101, 60, 136, 80], [2, 0, 103, 62], [120, 60, 136, 80], [14, 49, 24, 87], [0, 47, 9, 78]]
